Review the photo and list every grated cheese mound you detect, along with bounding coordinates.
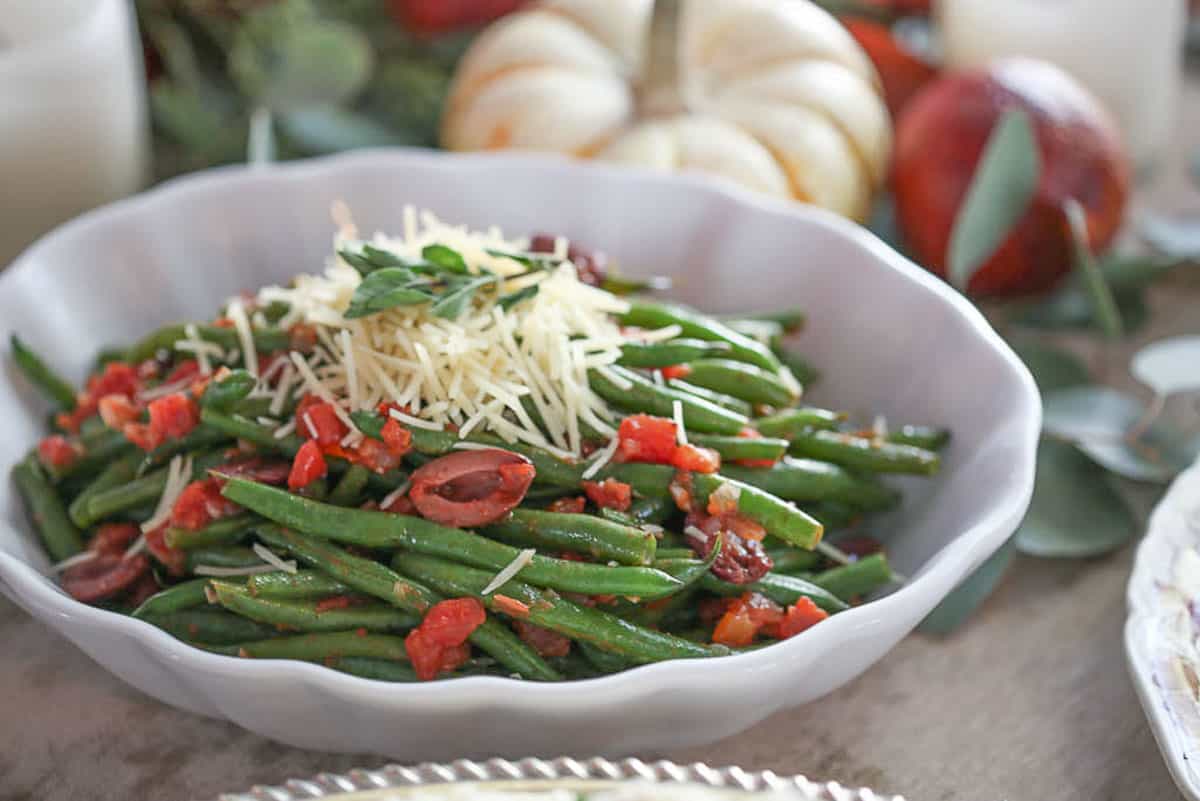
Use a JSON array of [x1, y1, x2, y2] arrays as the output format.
[[255, 208, 635, 459]]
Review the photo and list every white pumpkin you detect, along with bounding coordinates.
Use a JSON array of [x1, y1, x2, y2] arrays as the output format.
[[441, 0, 891, 221]]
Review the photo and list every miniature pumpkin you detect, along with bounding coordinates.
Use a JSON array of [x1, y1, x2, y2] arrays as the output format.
[[441, 0, 892, 221]]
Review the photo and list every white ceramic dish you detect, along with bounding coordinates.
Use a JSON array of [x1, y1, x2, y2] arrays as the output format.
[[1126, 458, 1200, 801], [212, 756, 904, 801], [0, 149, 1039, 759]]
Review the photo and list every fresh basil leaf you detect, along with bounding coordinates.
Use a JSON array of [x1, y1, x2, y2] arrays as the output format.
[[344, 268, 433, 319], [947, 110, 1041, 291], [497, 284, 540, 311], [1064, 199, 1122, 339], [1015, 438, 1136, 557], [350, 410, 385, 439], [339, 245, 415, 276], [422, 244, 469, 274], [431, 276, 492, 320], [1008, 340, 1090, 394], [920, 536, 1015, 635], [361, 245, 409, 268]]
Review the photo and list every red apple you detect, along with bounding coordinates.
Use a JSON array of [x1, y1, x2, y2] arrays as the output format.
[[892, 58, 1131, 296], [843, 18, 939, 119]]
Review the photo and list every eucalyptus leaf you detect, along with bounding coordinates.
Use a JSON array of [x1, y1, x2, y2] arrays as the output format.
[[423, 244, 469, 274], [1100, 253, 1195, 290], [1008, 340, 1090, 394], [1015, 438, 1135, 557], [947, 110, 1041, 290], [345, 268, 432, 319], [280, 107, 418, 154], [431, 276, 493, 320], [497, 284, 540, 311], [1064, 199, 1122, 339], [1042, 386, 1200, 483], [229, 19, 373, 112], [1137, 210, 1200, 258], [919, 536, 1015, 635], [1131, 336, 1200, 397]]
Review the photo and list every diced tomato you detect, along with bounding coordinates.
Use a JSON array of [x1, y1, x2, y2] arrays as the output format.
[[288, 440, 328, 490], [660, 364, 692, 380], [163, 359, 201, 386], [136, 359, 161, 380], [380, 418, 412, 456], [296, 396, 348, 446], [513, 620, 572, 658], [418, 597, 487, 648], [713, 592, 783, 646], [775, 597, 829, 639], [288, 323, 319, 353], [98, 394, 142, 430], [672, 443, 720, 473], [582, 478, 632, 512], [147, 393, 200, 442], [355, 437, 404, 473], [492, 593, 531, 618], [91, 522, 141, 554], [438, 642, 472, 673], [735, 429, 779, 467], [170, 478, 240, 531], [616, 414, 679, 464], [210, 317, 235, 329], [557, 551, 586, 562], [144, 524, 187, 575], [547, 496, 587, 514], [37, 435, 81, 470], [726, 515, 767, 542], [121, 422, 159, 452], [404, 629, 443, 681], [88, 362, 141, 400]]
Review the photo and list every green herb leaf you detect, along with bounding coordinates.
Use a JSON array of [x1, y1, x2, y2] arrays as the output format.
[[350, 410, 385, 439], [1100, 253, 1195, 290], [484, 248, 558, 269], [919, 536, 1015, 635], [422, 244, 469, 274], [497, 284, 540, 311], [229, 19, 373, 112], [431, 276, 492, 320], [1064, 199, 1122, 339], [1042, 386, 1200, 483], [339, 245, 412, 276], [1014, 283, 1149, 334], [946, 110, 1041, 291], [344, 268, 433, 319], [1131, 336, 1200, 397], [1015, 438, 1136, 557], [1008, 340, 1090, 394]]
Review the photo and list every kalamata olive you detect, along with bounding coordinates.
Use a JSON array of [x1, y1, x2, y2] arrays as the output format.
[[61, 552, 151, 603], [408, 448, 536, 527], [529, 233, 608, 287]]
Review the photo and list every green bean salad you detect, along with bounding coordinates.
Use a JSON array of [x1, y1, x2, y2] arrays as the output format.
[[8, 210, 947, 682]]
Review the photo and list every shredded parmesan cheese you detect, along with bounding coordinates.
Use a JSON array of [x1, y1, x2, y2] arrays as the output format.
[[227, 297, 258, 378], [141, 455, 193, 534], [672, 400, 687, 445], [379, 481, 411, 510], [252, 543, 298, 574], [481, 548, 536, 595], [51, 551, 98, 573], [581, 436, 620, 480]]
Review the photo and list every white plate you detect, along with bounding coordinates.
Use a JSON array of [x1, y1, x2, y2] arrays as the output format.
[[0, 149, 1040, 759], [211, 756, 905, 801], [1127, 459, 1200, 801]]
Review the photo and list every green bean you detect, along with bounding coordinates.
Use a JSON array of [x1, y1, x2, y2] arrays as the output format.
[[628, 495, 674, 524], [484, 509, 657, 566], [209, 630, 411, 661], [654, 547, 695, 560], [577, 640, 638, 674], [689, 434, 788, 463], [87, 449, 227, 523], [810, 553, 893, 602], [125, 323, 290, 365], [12, 456, 84, 562], [676, 359, 796, 407], [617, 339, 730, 368], [765, 547, 823, 575], [666, 379, 753, 417], [246, 569, 352, 599], [10, 334, 77, 408], [690, 472, 824, 549], [165, 512, 259, 550], [256, 525, 559, 681], [719, 458, 899, 511], [699, 572, 847, 614], [600, 462, 675, 499], [722, 318, 784, 351], [141, 608, 281, 645], [51, 430, 135, 482], [619, 301, 781, 372], [138, 425, 231, 476], [598, 507, 639, 526], [208, 582, 420, 633], [328, 464, 370, 506], [809, 501, 862, 530], [756, 407, 844, 438], [888, 425, 952, 451], [92, 346, 127, 370], [329, 657, 419, 682], [227, 480, 684, 600], [132, 578, 212, 619], [775, 348, 820, 386], [788, 430, 940, 476], [652, 553, 719, 589], [200, 369, 256, 410], [68, 452, 139, 528], [395, 553, 730, 664], [724, 307, 806, 333], [589, 365, 748, 435], [185, 545, 264, 571]]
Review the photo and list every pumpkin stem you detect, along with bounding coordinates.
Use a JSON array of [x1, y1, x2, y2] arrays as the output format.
[[641, 0, 686, 117]]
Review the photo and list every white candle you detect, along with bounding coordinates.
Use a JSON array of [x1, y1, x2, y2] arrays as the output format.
[[0, 0, 149, 266], [936, 0, 1188, 171]]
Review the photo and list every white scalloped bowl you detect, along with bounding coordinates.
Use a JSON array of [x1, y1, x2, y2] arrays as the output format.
[[0, 150, 1039, 760]]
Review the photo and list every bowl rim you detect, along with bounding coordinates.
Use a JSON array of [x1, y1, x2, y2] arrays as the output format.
[[0, 147, 1041, 704]]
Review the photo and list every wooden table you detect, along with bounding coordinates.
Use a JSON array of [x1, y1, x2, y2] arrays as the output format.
[[3, 73, 1199, 801]]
